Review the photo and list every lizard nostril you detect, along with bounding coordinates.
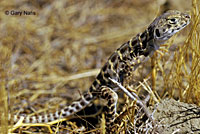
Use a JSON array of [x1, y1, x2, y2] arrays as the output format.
[[185, 14, 191, 19]]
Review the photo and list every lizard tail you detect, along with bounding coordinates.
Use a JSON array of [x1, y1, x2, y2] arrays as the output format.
[[10, 90, 95, 123]]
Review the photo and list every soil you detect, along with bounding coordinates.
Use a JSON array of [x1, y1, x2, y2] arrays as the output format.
[[152, 98, 200, 134]]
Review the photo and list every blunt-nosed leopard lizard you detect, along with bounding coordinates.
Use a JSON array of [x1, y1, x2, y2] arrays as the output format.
[[10, 10, 190, 131]]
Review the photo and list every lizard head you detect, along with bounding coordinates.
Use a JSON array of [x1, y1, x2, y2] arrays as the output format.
[[153, 10, 190, 42]]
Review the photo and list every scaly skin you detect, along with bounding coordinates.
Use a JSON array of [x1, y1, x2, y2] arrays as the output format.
[[11, 10, 190, 132]]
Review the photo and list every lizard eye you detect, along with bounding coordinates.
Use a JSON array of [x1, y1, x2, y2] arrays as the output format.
[[170, 18, 176, 22], [169, 18, 177, 24]]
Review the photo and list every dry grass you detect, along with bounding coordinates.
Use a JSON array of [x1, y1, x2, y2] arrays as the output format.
[[0, 0, 199, 133]]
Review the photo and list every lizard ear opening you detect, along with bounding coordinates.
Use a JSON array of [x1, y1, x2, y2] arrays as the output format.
[[155, 29, 160, 38]]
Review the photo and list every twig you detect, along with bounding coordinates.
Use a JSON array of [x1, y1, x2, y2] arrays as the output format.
[[108, 78, 154, 123]]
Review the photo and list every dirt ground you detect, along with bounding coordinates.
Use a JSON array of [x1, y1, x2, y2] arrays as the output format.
[[152, 99, 200, 134]]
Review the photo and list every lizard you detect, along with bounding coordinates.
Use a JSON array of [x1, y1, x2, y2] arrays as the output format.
[[10, 10, 190, 132]]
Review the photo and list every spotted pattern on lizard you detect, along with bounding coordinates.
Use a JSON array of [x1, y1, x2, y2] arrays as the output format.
[[10, 10, 190, 131]]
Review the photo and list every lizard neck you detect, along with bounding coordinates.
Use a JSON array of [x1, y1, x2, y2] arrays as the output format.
[[127, 31, 156, 62], [88, 28, 160, 94]]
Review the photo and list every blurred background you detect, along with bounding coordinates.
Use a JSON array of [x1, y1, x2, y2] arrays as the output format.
[[0, 0, 198, 133]]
